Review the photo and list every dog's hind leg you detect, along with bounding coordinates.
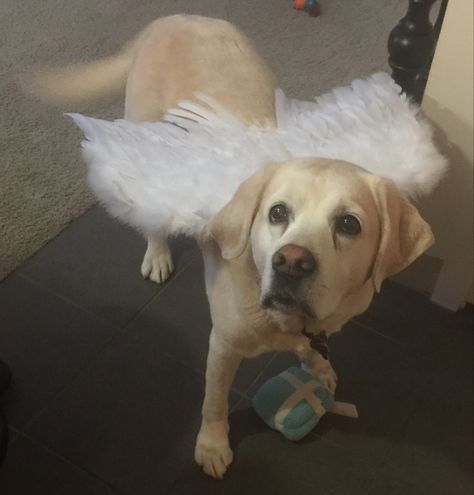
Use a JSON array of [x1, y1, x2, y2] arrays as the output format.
[[123, 46, 175, 284], [141, 236, 174, 284]]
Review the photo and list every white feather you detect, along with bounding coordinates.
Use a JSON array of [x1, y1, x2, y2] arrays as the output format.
[[68, 73, 447, 240]]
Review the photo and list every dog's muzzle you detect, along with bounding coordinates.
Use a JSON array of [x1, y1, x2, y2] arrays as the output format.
[[262, 244, 316, 316], [262, 292, 315, 317]]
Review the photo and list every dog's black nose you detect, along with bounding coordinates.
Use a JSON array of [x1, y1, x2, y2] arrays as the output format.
[[271, 244, 316, 279]]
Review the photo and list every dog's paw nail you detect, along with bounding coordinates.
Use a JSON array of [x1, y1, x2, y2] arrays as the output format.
[[313, 367, 338, 392], [141, 251, 174, 284], [195, 441, 233, 479]]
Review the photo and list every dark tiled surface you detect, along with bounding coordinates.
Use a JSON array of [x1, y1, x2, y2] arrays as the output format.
[[0, 434, 117, 495], [23, 329, 241, 494], [0, 206, 473, 494], [355, 280, 471, 356], [0, 273, 118, 429], [123, 256, 275, 393], [19, 206, 197, 326], [167, 425, 379, 495]]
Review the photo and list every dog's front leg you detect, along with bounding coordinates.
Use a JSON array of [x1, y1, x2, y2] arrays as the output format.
[[298, 349, 338, 392], [195, 330, 241, 479]]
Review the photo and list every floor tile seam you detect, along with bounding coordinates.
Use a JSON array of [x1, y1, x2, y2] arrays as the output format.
[[351, 317, 465, 364], [17, 329, 125, 434], [15, 252, 195, 332], [307, 425, 392, 457], [15, 271, 125, 332], [11, 332, 246, 421], [293, 459, 380, 495], [14, 430, 124, 494], [304, 429, 400, 485], [231, 388, 251, 401], [234, 352, 282, 401], [351, 318, 407, 347], [356, 468, 382, 495], [353, 311, 470, 353], [5, 425, 21, 447], [305, 373, 433, 455], [5, 272, 199, 433], [372, 372, 433, 464], [121, 255, 197, 329], [143, 346, 250, 404], [359, 432, 422, 495]]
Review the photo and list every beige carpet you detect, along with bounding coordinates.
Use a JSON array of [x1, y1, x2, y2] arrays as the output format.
[[0, 0, 405, 280]]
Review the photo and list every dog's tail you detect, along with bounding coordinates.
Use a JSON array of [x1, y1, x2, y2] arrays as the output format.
[[24, 41, 136, 106]]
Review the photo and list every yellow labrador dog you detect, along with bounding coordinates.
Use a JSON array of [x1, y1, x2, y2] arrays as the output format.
[[31, 15, 433, 479]]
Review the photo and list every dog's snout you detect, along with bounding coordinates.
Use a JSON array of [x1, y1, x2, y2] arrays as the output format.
[[271, 244, 316, 278]]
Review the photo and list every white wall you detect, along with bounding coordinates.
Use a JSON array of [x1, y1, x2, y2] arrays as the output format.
[[414, 0, 473, 310]]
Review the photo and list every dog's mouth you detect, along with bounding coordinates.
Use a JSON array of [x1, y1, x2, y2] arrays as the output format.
[[262, 292, 314, 318]]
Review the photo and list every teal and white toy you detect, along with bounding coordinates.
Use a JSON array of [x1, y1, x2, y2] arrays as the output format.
[[253, 366, 358, 441]]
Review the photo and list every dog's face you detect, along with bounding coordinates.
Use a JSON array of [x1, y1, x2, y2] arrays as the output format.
[[251, 161, 381, 321], [210, 159, 433, 327]]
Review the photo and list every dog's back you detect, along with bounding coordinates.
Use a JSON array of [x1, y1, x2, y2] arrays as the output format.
[[26, 15, 278, 125]]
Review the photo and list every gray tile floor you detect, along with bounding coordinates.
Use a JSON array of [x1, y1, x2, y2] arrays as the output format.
[[0, 206, 472, 495]]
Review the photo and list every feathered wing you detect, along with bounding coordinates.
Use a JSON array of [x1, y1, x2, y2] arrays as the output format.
[[69, 111, 285, 239], [277, 73, 447, 197], [69, 72, 447, 240]]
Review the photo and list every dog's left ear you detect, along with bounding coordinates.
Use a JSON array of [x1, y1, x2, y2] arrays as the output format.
[[371, 178, 434, 292], [209, 164, 278, 260]]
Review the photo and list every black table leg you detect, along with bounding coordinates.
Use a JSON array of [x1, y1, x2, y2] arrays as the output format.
[[388, 0, 448, 103]]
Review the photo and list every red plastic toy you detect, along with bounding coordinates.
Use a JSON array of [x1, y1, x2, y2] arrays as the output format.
[[293, 0, 320, 17]]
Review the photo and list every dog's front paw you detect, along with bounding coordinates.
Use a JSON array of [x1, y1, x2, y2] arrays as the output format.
[[141, 243, 174, 284], [313, 363, 338, 392], [302, 354, 338, 392], [195, 421, 233, 479]]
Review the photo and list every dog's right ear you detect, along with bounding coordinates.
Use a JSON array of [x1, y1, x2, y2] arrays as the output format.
[[209, 164, 278, 260]]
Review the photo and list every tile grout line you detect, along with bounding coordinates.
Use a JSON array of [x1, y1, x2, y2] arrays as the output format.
[[15, 430, 124, 494], [15, 271, 125, 332], [352, 317, 409, 348], [11, 267, 190, 422], [357, 365, 436, 495], [14, 252, 413, 482], [15, 329, 123, 435], [121, 254, 198, 329], [15, 266, 193, 436], [9, 257, 197, 435], [16, 251, 196, 333], [7, 265, 189, 434], [15, 263, 209, 437], [146, 345, 251, 402], [233, 352, 283, 404]]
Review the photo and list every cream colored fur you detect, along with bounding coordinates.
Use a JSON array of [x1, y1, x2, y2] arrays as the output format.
[[30, 15, 434, 479], [32, 14, 276, 283], [201, 159, 432, 477]]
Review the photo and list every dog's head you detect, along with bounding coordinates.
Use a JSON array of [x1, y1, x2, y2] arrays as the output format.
[[210, 159, 433, 328]]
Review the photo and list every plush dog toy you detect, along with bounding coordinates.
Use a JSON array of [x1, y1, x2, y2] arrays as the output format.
[[253, 366, 357, 441]]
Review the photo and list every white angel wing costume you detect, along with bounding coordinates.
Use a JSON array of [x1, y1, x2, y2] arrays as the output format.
[[69, 73, 447, 240]]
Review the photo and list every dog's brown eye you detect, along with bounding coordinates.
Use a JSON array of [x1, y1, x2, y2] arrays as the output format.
[[269, 204, 289, 224], [336, 215, 361, 236]]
